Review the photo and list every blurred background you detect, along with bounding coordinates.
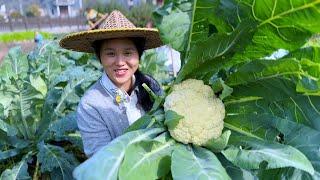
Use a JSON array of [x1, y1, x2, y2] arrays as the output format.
[[0, 0, 164, 63]]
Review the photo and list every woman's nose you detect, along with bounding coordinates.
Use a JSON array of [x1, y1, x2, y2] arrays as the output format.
[[114, 55, 126, 65]]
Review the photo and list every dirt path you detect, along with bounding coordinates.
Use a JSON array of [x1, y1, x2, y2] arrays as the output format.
[[0, 41, 35, 64], [0, 43, 9, 64]]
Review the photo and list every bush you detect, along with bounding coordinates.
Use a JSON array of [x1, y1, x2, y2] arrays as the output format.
[[0, 15, 5, 21], [88, 0, 156, 27], [128, 3, 156, 27], [10, 11, 22, 19], [26, 4, 41, 17]]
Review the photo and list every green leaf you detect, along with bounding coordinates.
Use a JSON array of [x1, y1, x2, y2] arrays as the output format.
[[139, 47, 171, 85], [222, 137, 314, 175], [204, 130, 231, 152], [119, 139, 176, 180], [49, 112, 78, 137], [34, 44, 62, 84], [0, 91, 13, 118], [36, 89, 60, 139], [37, 142, 78, 180], [224, 0, 320, 65], [0, 119, 18, 136], [30, 74, 47, 96], [176, 20, 256, 82], [211, 78, 233, 100], [270, 118, 320, 179], [217, 153, 256, 180], [171, 145, 231, 180], [286, 46, 320, 63], [153, 1, 192, 59], [226, 58, 303, 86], [9, 81, 43, 139], [227, 78, 320, 130], [0, 135, 30, 149], [226, 56, 320, 94], [142, 83, 164, 112], [0, 153, 31, 180], [224, 100, 278, 141], [0, 46, 28, 81], [73, 128, 165, 180], [126, 109, 165, 133], [164, 110, 184, 130], [158, 12, 190, 52], [0, 148, 20, 161], [125, 115, 153, 133], [36, 67, 100, 138]]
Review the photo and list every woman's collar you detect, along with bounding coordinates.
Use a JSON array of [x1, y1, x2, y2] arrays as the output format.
[[100, 72, 136, 95], [101, 72, 118, 94]]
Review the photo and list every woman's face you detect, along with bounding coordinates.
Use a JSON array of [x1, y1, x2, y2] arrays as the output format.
[[100, 38, 139, 90]]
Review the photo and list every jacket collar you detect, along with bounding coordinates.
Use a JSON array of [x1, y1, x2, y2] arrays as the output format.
[[100, 72, 136, 98]]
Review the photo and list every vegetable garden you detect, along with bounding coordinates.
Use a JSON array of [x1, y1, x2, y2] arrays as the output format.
[[1, 0, 320, 179]]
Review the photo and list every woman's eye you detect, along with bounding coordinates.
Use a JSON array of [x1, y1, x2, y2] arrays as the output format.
[[106, 52, 115, 56], [124, 52, 132, 56]]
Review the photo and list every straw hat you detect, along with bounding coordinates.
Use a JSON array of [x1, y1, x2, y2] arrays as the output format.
[[60, 10, 163, 53]]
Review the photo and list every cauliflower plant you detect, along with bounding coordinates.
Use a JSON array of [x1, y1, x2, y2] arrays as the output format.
[[164, 79, 225, 146]]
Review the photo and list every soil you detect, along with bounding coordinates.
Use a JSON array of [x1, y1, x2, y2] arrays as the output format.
[[0, 41, 35, 64]]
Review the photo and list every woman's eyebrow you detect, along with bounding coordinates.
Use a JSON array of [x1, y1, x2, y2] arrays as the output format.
[[102, 47, 136, 51], [102, 48, 114, 51], [124, 47, 136, 51]]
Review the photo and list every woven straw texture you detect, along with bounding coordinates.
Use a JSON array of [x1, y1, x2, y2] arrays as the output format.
[[60, 10, 162, 53], [99, 10, 136, 29]]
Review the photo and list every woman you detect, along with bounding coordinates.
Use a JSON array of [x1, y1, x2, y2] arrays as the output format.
[[60, 10, 163, 157]]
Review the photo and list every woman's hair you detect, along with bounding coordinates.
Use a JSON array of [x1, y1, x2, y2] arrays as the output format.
[[92, 37, 162, 111]]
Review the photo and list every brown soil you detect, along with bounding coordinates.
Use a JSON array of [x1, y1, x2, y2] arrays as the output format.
[[0, 41, 35, 64]]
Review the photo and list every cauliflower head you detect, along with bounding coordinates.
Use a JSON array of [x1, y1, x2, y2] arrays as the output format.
[[164, 79, 225, 146]]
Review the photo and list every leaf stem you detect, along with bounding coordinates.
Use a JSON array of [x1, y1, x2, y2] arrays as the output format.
[[33, 159, 39, 180], [142, 83, 157, 100], [224, 122, 263, 140], [185, 0, 197, 57]]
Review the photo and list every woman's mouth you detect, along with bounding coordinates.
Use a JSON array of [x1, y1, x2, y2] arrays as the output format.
[[114, 69, 128, 77]]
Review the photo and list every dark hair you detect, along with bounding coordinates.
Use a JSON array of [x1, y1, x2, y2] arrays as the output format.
[[92, 37, 162, 112]]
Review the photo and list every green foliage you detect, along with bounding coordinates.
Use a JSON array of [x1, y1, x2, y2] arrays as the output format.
[[37, 142, 77, 179], [0, 31, 52, 43], [171, 145, 230, 180], [0, 153, 31, 180], [222, 137, 314, 174], [0, 15, 5, 21], [140, 47, 172, 85], [128, 3, 156, 27], [91, 0, 157, 27], [26, 4, 41, 17], [103, 0, 128, 14], [1, 0, 319, 179], [119, 138, 175, 180], [73, 0, 320, 179], [0, 41, 101, 178], [73, 128, 165, 180], [306, 33, 320, 47], [9, 11, 22, 19]]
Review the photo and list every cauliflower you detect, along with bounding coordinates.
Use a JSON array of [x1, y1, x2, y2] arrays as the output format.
[[164, 79, 225, 146]]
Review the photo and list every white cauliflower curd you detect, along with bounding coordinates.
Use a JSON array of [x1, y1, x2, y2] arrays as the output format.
[[164, 79, 225, 146]]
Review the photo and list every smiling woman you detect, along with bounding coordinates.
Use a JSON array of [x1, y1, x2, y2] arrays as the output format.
[[59, 10, 163, 157], [96, 38, 140, 91]]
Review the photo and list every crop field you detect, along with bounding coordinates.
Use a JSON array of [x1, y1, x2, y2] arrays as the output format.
[[1, 0, 320, 179]]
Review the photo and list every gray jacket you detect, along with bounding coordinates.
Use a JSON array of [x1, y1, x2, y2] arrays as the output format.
[[77, 76, 162, 157]]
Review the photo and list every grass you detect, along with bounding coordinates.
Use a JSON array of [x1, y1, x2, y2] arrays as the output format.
[[0, 31, 53, 43]]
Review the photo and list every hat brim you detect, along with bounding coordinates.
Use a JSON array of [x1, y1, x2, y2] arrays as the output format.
[[59, 28, 163, 53]]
